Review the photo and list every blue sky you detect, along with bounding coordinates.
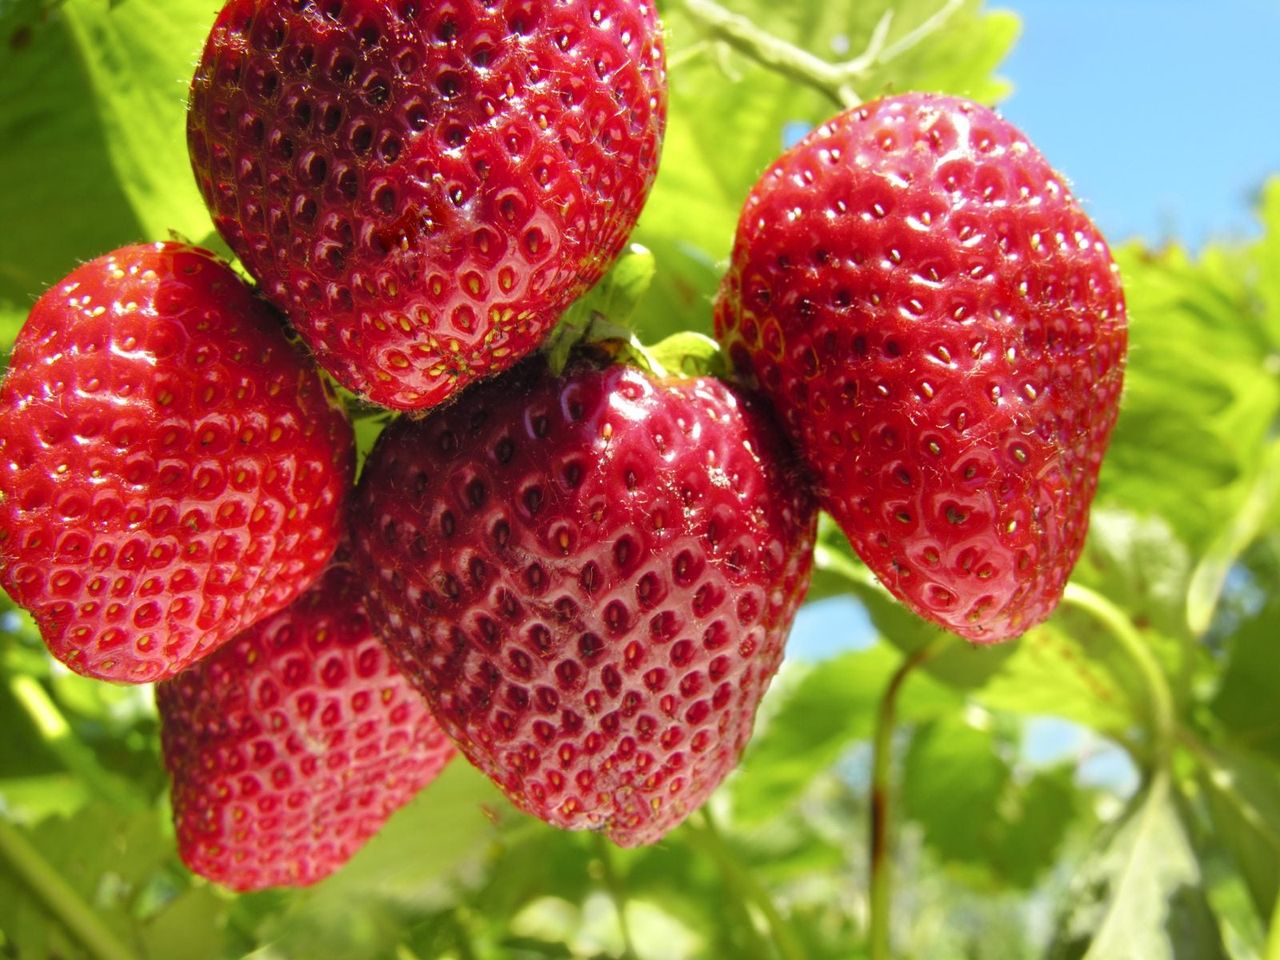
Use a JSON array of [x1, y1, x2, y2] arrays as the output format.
[[999, 0, 1280, 249]]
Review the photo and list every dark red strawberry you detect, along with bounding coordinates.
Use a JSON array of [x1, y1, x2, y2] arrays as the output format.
[[157, 557, 454, 891], [715, 93, 1127, 642], [350, 357, 816, 845], [188, 0, 667, 411], [0, 243, 354, 683]]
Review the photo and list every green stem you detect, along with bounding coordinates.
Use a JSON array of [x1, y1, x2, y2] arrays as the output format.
[[681, 0, 855, 107], [868, 633, 956, 960], [0, 818, 140, 960], [690, 809, 805, 960], [7, 675, 140, 811], [1061, 583, 1177, 766], [1268, 884, 1280, 960], [679, 0, 966, 110], [448, 907, 482, 960], [1186, 438, 1280, 636], [593, 834, 638, 960]]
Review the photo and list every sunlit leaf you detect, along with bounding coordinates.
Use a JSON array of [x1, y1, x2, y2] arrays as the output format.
[[975, 617, 1140, 739], [1073, 509, 1192, 644], [0, 0, 215, 348], [1103, 235, 1280, 561], [1212, 596, 1280, 764], [1048, 774, 1227, 960], [1186, 441, 1280, 636], [902, 714, 1080, 888], [1198, 743, 1280, 923]]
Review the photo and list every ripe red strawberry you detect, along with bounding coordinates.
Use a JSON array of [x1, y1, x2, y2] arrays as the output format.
[[188, 0, 667, 411], [715, 94, 1127, 642], [157, 557, 455, 891], [350, 358, 816, 845], [0, 243, 354, 683]]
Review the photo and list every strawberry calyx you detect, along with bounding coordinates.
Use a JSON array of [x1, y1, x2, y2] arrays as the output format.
[[542, 243, 731, 384]]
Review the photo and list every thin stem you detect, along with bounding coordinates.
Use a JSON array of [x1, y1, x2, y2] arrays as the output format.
[[0, 818, 140, 960], [868, 633, 955, 960], [689, 809, 806, 960], [666, 38, 712, 72], [877, 0, 964, 63], [679, 0, 966, 110], [681, 0, 850, 108], [1061, 583, 1177, 766], [7, 675, 141, 811], [593, 834, 638, 960], [1186, 437, 1280, 635]]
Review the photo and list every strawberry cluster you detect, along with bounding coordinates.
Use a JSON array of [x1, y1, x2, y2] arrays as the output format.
[[0, 0, 1124, 891]]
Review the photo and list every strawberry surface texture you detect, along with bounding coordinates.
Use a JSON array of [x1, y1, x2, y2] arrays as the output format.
[[157, 558, 455, 891], [351, 358, 817, 845], [188, 0, 668, 411], [0, 243, 355, 683], [715, 93, 1127, 643]]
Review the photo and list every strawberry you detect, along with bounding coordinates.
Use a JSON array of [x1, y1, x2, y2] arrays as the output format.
[[715, 94, 1127, 642], [157, 556, 455, 891], [350, 357, 816, 845], [0, 243, 355, 683], [188, 0, 667, 412]]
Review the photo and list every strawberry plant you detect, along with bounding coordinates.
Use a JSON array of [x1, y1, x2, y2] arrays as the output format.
[[2, 1, 1279, 959]]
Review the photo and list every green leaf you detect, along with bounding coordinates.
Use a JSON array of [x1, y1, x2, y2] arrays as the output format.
[[0, 775, 89, 822], [729, 643, 959, 823], [139, 887, 229, 960], [595, 243, 659, 323], [545, 245, 659, 374], [1073, 509, 1193, 645], [902, 714, 1080, 889], [991, 766, 1083, 889], [0, 0, 216, 349], [975, 618, 1141, 739], [1253, 177, 1280, 347], [0, 802, 176, 960], [1067, 509, 1204, 714], [1197, 743, 1280, 923], [1186, 440, 1280, 637], [305, 760, 506, 907], [352, 410, 394, 480], [902, 714, 1011, 862], [1048, 774, 1227, 960], [1103, 235, 1280, 561], [1212, 596, 1280, 764], [223, 762, 509, 960], [859, 4, 1019, 103], [625, 835, 758, 959], [647, 331, 729, 379]]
